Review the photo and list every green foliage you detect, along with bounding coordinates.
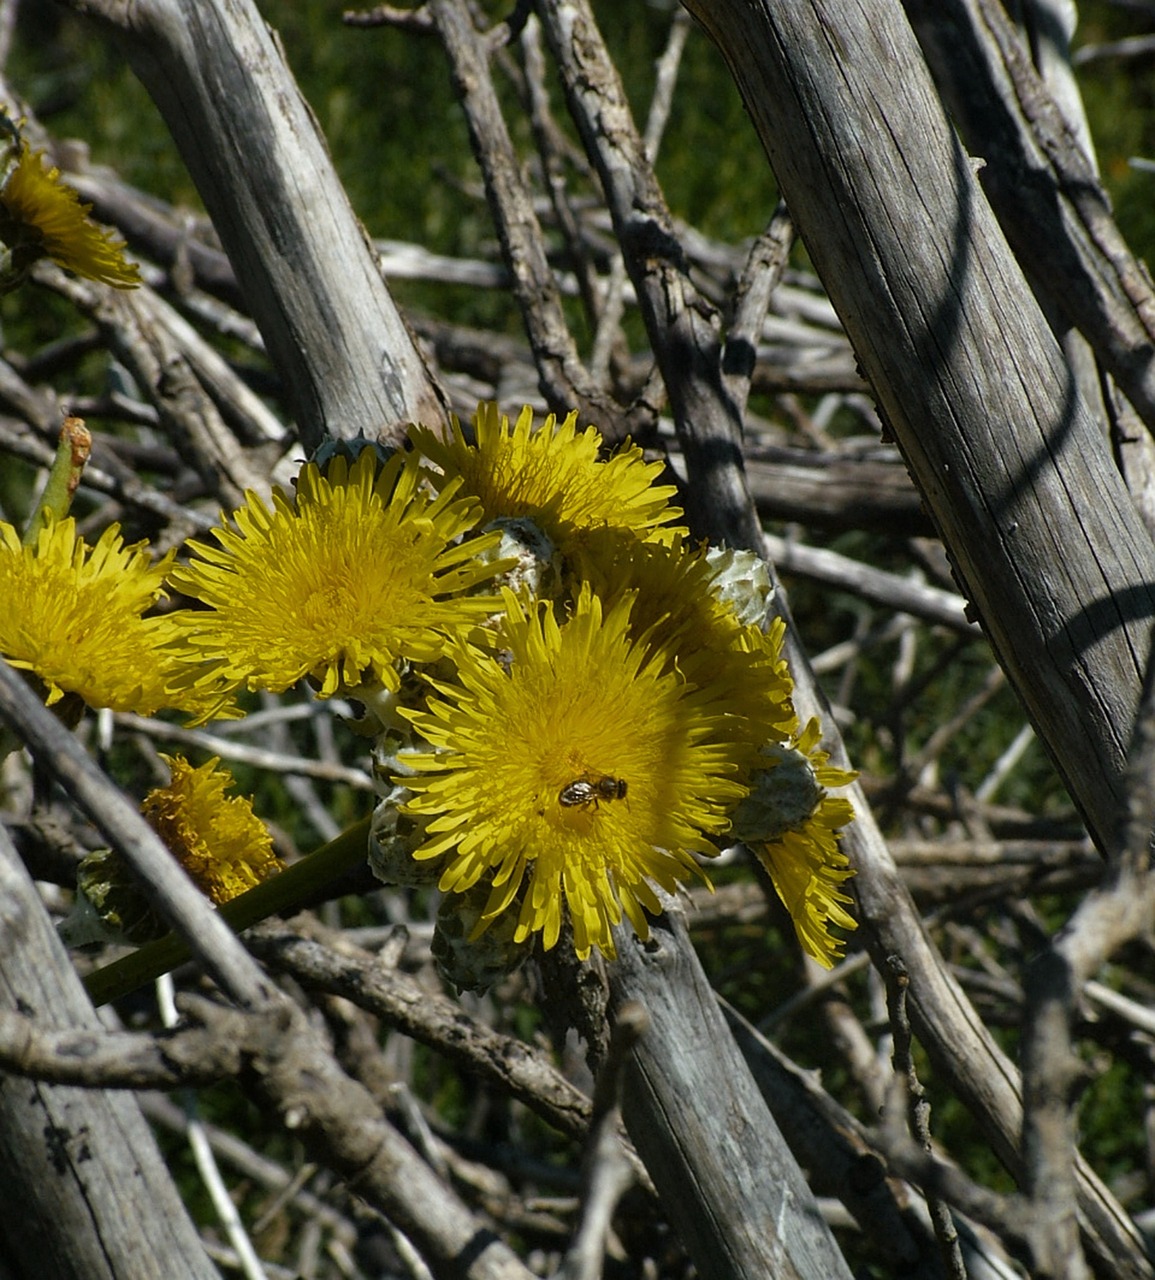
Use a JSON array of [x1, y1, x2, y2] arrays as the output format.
[[1078, 2, 1155, 266]]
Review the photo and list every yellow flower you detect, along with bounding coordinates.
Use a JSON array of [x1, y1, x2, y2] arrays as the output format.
[[168, 449, 502, 701], [733, 718, 857, 967], [588, 537, 797, 756], [0, 515, 195, 715], [408, 402, 684, 572], [400, 587, 748, 961], [69, 755, 283, 945], [0, 131, 139, 289], [142, 755, 284, 904]]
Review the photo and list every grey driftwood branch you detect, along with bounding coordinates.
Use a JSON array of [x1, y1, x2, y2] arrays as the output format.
[[904, 0, 1155, 439], [542, 0, 764, 548], [0, 823, 222, 1280], [686, 0, 1155, 852], [65, 0, 447, 449], [608, 901, 856, 1280], [679, 3, 1155, 1278]]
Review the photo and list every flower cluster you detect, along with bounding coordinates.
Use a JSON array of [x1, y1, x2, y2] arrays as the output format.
[[381, 404, 857, 972], [5, 403, 856, 976]]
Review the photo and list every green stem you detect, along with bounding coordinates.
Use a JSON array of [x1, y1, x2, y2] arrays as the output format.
[[23, 417, 91, 545], [83, 815, 371, 1007]]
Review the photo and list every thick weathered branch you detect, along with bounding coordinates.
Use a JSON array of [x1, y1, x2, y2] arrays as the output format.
[[681, 0, 1155, 861], [607, 902, 854, 1280], [0, 826, 220, 1280], [64, 0, 445, 448], [904, 0, 1155, 438], [721, 998, 946, 1279], [680, 4, 1155, 1277]]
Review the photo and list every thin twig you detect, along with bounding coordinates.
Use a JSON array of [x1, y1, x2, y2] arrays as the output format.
[[724, 202, 795, 417], [0, 660, 274, 1010], [642, 11, 691, 164], [157, 974, 269, 1280], [884, 955, 966, 1279], [555, 1002, 648, 1280]]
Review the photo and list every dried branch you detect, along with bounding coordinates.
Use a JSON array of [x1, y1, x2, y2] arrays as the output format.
[[763, 533, 977, 634], [37, 267, 272, 505], [0, 824, 220, 1279], [426, 0, 628, 437], [170, 995, 540, 1280], [141, 1093, 359, 1248], [722, 996, 947, 1279], [61, 0, 446, 447], [606, 900, 855, 1280], [903, 0, 1155, 438], [246, 923, 594, 1143], [685, 0, 1155, 851], [0, 658, 273, 1011], [724, 202, 795, 418], [0, 1008, 261, 1089], [535, 0, 762, 548]]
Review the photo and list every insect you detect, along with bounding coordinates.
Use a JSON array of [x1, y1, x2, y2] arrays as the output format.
[[558, 773, 628, 809]]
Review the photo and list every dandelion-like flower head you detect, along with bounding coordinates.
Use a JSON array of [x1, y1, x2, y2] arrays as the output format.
[[409, 403, 683, 572], [0, 129, 139, 289], [69, 754, 284, 946], [169, 448, 503, 701], [593, 537, 798, 753], [0, 515, 193, 715], [734, 719, 858, 968], [142, 754, 284, 905], [401, 587, 749, 960]]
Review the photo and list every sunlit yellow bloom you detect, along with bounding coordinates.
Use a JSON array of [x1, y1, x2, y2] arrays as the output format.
[[408, 402, 684, 572], [0, 515, 189, 715], [592, 537, 797, 754], [68, 754, 283, 945], [142, 754, 283, 904], [0, 135, 139, 289], [734, 719, 857, 968], [168, 449, 502, 702], [400, 587, 748, 960]]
